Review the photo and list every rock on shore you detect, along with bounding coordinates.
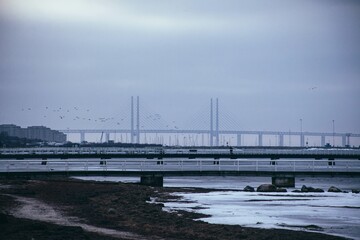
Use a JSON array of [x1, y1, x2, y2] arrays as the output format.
[[256, 184, 287, 193], [328, 186, 342, 193], [244, 185, 255, 192], [300, 185, 325, 193]]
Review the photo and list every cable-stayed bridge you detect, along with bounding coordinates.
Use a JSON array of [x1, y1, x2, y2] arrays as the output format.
[[59, 97, 360, 147], [60, 128, 359, 147]]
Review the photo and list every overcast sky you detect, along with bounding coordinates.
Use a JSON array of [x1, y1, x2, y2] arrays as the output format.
[[0, 0, 359, 135]]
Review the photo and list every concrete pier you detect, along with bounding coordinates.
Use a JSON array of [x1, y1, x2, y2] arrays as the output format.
[[140, 175, 163, 187], [272, 176, 295, 187]]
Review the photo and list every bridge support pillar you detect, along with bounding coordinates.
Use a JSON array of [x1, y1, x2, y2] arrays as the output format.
[[346, 134, 351, 147], [105, 133, 110, 143], [80, 132, 85, 143], [279, 134, 284, 147], [300, 134, 305, 147], [321, 135, 326, 147], [215, 98, 219, 147], [272, 176, 295, 187], [140, 175, 163, 187], [258, 133, 263, 147], [130, 96, 140, 144], [237, 134, 241, 146], [131, 96, 134, 143], [136, 96, 140, 144], [210, 99, 213, 147], [342, 135, 346, 147]]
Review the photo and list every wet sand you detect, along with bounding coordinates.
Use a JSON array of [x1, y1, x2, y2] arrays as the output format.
[[0, 178, 347, 240]]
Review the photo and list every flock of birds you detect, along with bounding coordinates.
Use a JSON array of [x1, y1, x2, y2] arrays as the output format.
[[20, 106, 180, 129], [22, 106, 119, 123]]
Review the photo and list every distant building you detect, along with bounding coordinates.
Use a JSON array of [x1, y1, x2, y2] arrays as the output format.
[[0, 124, 66, 143], [0, 124, 25, 138]]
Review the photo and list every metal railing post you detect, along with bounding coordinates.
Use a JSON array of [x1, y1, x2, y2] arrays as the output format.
[[346, 160, 348, 172], [312, 160, 315, 172], [293, 160, 295, 172]]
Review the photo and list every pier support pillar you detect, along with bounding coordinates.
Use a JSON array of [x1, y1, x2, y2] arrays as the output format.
[[140, 175, 163, 187], [272, 176, 295, 188]]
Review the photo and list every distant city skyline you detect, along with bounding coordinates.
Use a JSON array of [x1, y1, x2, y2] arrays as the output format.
[[0, 124, 66, 143], [1, 1, 359, 136]]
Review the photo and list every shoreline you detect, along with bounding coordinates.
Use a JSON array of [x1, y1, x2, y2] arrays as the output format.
[[0, 178, 348, 240]]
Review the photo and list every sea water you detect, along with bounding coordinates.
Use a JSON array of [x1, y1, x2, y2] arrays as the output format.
[[163, 176, 360, 240]]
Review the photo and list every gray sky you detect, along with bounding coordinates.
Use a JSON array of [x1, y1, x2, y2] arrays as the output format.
[[0, 0, 359, 135]]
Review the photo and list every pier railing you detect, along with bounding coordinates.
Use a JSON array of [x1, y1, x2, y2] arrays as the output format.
[[1, 147, 360, 176], [1, 158, 360, 175]]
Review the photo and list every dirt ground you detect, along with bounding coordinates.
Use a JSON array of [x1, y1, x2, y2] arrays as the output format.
[[0, 178, 347, 240]]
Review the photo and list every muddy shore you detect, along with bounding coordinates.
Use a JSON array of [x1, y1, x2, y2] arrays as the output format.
[[0, 178, 347, 240]]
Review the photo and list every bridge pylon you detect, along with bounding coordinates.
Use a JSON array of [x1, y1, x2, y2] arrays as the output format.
[[210, 98, 220, 146], [130, 96, 140, 144]]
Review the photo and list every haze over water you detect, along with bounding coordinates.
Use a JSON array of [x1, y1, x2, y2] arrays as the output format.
[[1, 0, 359, 140]]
